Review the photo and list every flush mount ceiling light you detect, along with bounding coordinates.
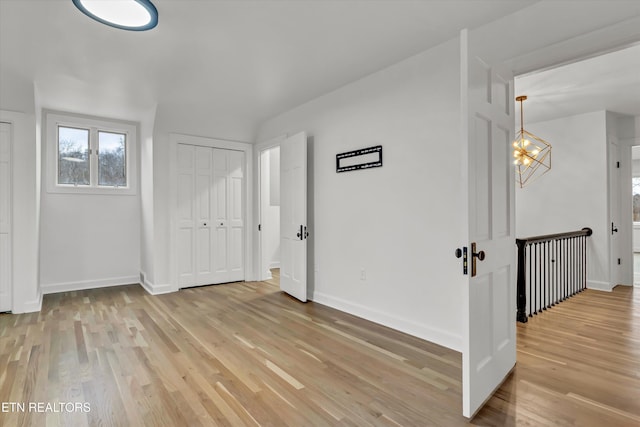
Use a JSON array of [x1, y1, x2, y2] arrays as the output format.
[[513, 95, 551, 188], [72, 0, 158, 31]]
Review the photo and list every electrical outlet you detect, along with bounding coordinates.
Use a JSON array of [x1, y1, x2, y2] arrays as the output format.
[[360, 269, 366, 281]]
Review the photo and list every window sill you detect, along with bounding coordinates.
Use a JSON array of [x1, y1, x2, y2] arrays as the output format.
[[47, 185, 136, 196]]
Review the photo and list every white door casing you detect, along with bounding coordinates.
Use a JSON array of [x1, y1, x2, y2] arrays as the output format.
[[609, 140, 623, 287], [0, 122, 11, 312], [280, 132, 308, 302], [461, 30, 517, 418], [176, 143, 245, 288]]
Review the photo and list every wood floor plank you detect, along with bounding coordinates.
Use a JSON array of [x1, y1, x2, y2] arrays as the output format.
[[0, 278, 638, 426]]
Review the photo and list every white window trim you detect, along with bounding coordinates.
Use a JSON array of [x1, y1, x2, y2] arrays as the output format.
[[45, 111, 138, 195]]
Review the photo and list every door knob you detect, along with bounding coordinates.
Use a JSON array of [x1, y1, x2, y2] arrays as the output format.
[[612, 222, 618, 234], [470, 242, 485, 277]]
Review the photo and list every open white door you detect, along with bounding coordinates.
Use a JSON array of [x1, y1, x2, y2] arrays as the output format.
[[280, 132, 307, 301], [461, 30, 516, 418]]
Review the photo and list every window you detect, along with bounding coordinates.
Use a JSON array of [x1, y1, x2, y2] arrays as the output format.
[[58, 126, 90, 185], [46, 111, 137, 195], [98, 131, 127, 187]]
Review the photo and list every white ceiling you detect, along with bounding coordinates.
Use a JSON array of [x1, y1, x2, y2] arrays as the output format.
[[0, 1, 638, 139], [0, 0, 534, 132], [515, 43, 640, 124]]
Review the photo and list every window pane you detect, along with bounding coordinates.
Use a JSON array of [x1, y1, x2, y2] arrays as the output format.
[[58, 126, 90, 185], [98, 131, 126, 187]]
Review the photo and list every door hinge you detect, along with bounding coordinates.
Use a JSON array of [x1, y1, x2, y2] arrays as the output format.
[[618, 258, 621, 265], [258, 224, 261, 231], [616, 161, 620, 168]]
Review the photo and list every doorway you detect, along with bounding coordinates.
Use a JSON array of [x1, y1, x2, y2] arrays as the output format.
[[515, 45, 640, 291], [259, 145, 281, 286]]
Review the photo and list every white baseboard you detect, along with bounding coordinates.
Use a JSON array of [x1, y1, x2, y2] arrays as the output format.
[[269, 262, 281, 270], [586, 280, 613, 292], [41, 276, 139, 295], [310, 291, 462, 352], [140, 279, 174, 295], [14, 292, 43, 313]]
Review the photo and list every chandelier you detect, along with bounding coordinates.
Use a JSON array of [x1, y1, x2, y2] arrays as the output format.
[[513, 95, 551, 188]]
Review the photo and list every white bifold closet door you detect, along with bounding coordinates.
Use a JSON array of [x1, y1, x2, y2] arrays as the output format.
[[177, 144, 244, 288]]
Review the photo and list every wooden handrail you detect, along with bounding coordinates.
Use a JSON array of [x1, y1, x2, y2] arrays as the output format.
[[516, 227, 592, 246]]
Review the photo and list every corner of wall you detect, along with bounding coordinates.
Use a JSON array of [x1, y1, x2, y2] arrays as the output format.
[[139, 278, 174, 296], [14, 291, 42, 314]]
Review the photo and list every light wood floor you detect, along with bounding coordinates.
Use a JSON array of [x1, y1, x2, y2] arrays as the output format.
[[0, 282, 638, 426]]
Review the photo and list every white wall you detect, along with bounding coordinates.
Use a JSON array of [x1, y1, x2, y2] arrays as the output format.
[[515, 111, 610, 289], [39, 114, 141, 293], [140, 108, 156, 289], [257, 37, 465, 351], [39, 194, 141, 293], [260, 147, 280, 272]]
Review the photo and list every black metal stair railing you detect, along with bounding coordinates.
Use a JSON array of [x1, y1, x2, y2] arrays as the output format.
[[516, 227, 593, 323]]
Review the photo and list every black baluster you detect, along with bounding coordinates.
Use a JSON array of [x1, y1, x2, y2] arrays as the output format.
[[516, 239, 528, 323], [581, 236, 584, 289], [542, 242, 547, 310], [585, 235, 588, 290], [564, 239, 571, 299], [583, 235, 587, 290], [560, 238, 564, 300], [573, 237, 580, 294], [550, 240, 554, 306], [532, 243, 536, 314], [528, 243, 532, 317], [569, 237, 573, 297], [553, 240, 559, 305]]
